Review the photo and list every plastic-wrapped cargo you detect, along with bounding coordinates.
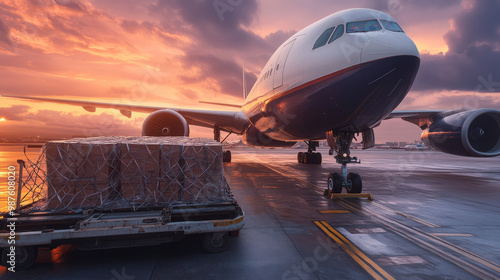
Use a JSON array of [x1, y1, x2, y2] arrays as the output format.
[[42, 136, 231, 210]]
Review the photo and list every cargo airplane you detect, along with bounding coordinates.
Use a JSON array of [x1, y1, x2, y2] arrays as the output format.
[[4, 8, 500, 194]]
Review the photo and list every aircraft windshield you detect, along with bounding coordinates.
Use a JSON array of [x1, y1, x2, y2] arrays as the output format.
[[313, 27, 335, 49], [346, 20, 381, 33], [328, 25, 344, 44], [380, 20, 404, 32]]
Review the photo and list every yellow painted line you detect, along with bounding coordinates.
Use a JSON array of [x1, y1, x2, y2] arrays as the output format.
[[373, 202, 440, 228], [262, 185, 279, 189], [395, 212, 440, 228], [432, 233, 474, 237], [314, 221, 395, 280], [247, 158, 500, 276], [313, 221, 385, 280], [340, 200, 500, 277], [320, 221, 396, 280], [318, 210, 351, 214]]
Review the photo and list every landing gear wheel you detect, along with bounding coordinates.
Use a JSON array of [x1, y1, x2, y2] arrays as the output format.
[[298, 152, 321, 164], [297, 152, 304, 163], [222, 151, 232, 163], [1, 246, 38, 271], [346, 173, 362, 193], [203, 232, 229, 253], [313, 153, 322, 164], [327, 172, 343, 194]]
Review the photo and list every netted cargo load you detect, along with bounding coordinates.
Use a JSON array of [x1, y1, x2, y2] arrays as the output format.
[[18, 137, 232, 212]]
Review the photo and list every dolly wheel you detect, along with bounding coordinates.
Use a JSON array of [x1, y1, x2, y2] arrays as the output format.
[[223, 151, 232, 163], [203, 232, 229, 253], [1, 246, 38, 271]]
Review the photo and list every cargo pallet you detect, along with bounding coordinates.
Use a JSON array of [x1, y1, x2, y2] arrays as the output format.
[[0, 201, 244, 271]]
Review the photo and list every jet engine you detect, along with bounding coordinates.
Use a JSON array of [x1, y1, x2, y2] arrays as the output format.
[[142, 109, 190, 136], [421, 109, 500, 157], [242, 125, 296, 148]]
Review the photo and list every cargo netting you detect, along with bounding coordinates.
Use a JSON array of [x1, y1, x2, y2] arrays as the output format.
[[17, 136, 233, 213]]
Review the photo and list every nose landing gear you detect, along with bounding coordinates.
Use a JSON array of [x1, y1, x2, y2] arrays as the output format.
[[326, 131, 362, 194]]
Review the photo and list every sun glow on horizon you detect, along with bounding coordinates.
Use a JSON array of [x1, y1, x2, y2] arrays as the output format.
[[0, 118, 6, 122]]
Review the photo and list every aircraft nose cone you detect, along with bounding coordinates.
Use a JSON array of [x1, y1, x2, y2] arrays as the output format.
[[361, 32, 419, 63]]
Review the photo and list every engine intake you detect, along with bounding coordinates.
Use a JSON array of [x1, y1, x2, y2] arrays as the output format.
[[422, 109, 500, 157], [142, 109, 190, 137]]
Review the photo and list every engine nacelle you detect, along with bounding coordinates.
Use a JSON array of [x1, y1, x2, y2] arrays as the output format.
[[242, 125, 296, 148], [421, 109, 500, 157], [142, 109, 190, 136]]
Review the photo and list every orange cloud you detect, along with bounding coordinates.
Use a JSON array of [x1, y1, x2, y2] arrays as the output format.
[[0, 0, 496, 144]]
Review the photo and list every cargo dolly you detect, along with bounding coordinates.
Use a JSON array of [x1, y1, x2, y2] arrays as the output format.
[[1, 138, 245, 271], [0, 201, 244, 271]]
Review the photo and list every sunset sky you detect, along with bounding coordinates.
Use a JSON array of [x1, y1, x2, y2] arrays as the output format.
[[0, 0, 500, 142]]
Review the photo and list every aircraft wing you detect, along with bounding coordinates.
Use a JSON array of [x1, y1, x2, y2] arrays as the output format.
[[385, 108, 468, 129], [1, 94, 250, 134]]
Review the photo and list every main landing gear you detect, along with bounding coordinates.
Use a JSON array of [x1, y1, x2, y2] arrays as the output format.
[[325, 131, 362, 194], [297, 141, 322, 164], [214, 126, 232, 163]]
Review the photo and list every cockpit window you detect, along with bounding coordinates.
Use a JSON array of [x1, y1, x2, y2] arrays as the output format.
[[328, 24, 344, 44], [313, 27, 335, 49], [380, 20, 404, 32], [346, 20, 381, 33]]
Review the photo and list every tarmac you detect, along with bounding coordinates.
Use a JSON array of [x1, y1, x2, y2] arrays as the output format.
[[2, 147, 500, 280]]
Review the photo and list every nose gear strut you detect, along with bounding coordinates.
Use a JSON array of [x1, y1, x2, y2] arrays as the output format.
[[325, 131, 362, 194]]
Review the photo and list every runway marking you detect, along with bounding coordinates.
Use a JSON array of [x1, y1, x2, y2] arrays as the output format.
[[376, 256, 427, 266], [372, 202, 440, 228], [244, 157, 500, 278], [314, 220, 395, 280], [432, 233, 474, 237], [345, 227, 387, 234], [251, 155, 439, 228], [318, 210, 351, 214], [338, 199, 500, 279]]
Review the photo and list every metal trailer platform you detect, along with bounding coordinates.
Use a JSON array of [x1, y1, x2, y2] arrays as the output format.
[[0, 202, 244, 271]]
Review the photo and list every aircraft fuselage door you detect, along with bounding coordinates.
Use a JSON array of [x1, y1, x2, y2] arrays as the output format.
[[273, 39, 295, 89]]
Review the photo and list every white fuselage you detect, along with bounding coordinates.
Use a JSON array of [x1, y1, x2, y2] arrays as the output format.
[[241, 8, 420, 143]]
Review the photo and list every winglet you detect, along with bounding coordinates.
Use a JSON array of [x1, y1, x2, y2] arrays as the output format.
[[242, 63, 247, 100]]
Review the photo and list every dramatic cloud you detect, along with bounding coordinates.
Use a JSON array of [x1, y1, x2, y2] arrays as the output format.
[[0, 105, 141, 137], [0, 18, 14, 52], [0, 105, 31, 121], [151, 0, 267, 51], [0, 0, 498, 142], [178, 52, 257, 98], [444, 0, 500, 53], [264, 30, 297, 50], [412, 0, 500, 93], [369, 0, 460, 12], [0, 19, 9, 42]]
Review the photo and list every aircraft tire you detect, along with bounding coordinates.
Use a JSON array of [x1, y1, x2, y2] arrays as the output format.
[[313, 153, 322, 164], [328, 172, 342, 193], [298, 152, 304, 163], [223, 151, 232, 163], [346, 173, 362, 193]]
